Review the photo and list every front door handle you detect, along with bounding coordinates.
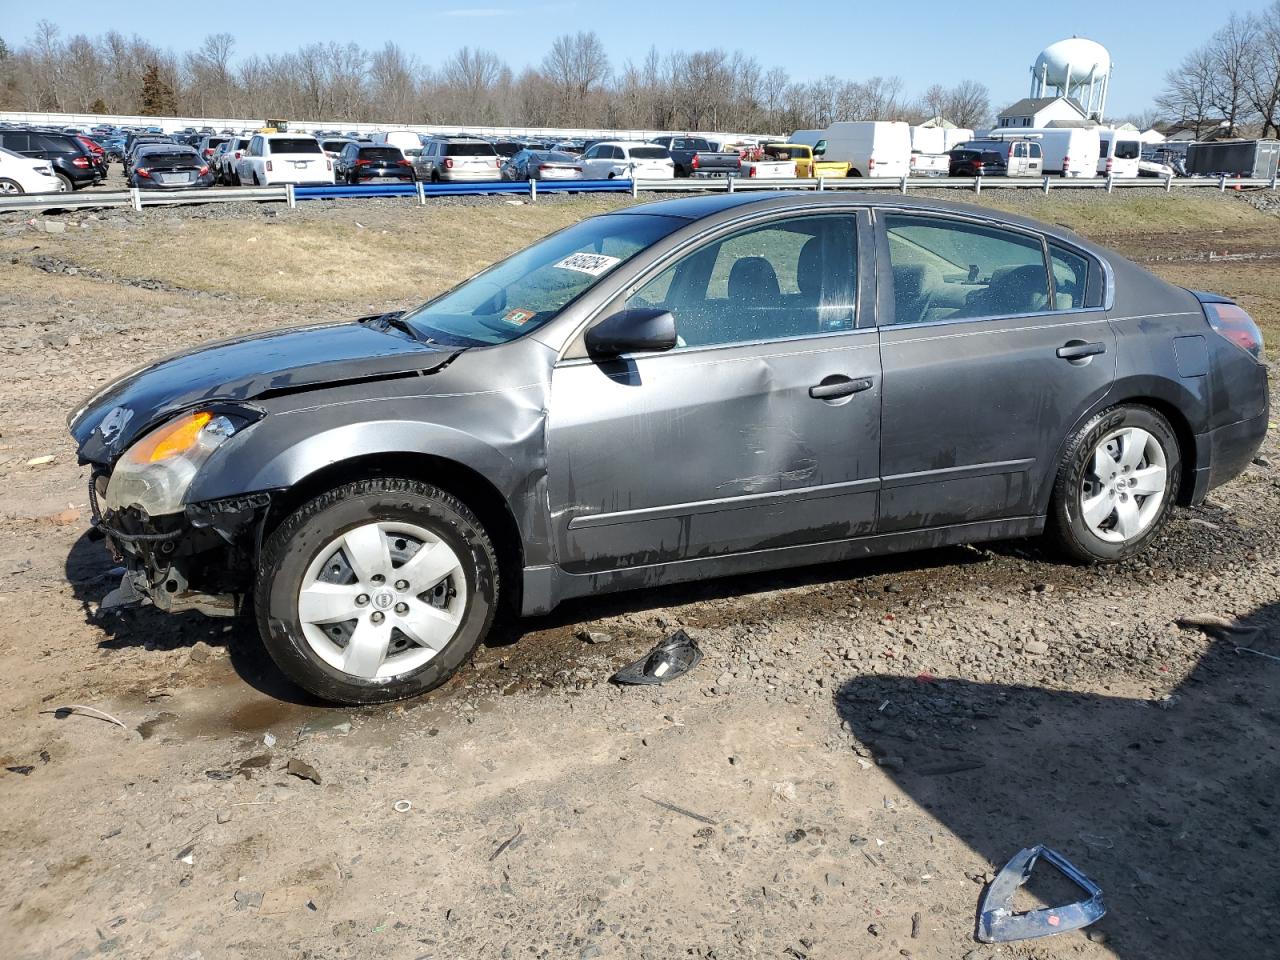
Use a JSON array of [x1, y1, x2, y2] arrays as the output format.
[[1056, 341, 1107, 361], [809, 376, 874, 400]]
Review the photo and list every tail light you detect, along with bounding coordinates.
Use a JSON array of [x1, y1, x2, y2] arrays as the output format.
[[198, 165, 209, 176], [204, 148, 213, 157], [397, 159, 411, 167], [974, 160, 984, 174], [72, 156, 90, 168], [537, 164, 550, 172], [1105, 157, 1113, 173], [868, 157, 877, 172], [749, 165, 757, 178], [355, 159, 370, 167], [135, 167, 151, 178], [1204, 301, 1264, 360], [691, 154, 699, 170], [266, 160, 273, 172], [444, 158, 454, 169], [234, 151, 242, 160]]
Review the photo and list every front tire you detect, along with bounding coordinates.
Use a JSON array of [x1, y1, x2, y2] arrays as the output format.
[[255, 478, 499, 704], [55, 173, 73, 192], [1046, 404, 1180, 563]]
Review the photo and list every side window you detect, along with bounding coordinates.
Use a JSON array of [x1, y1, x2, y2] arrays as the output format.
[[611, 146, 625, 160], [582, 145, 597, 160], [624, 214, 858, 349], [883, 214, 1050, 324], [1049, 244, 1091, 310]]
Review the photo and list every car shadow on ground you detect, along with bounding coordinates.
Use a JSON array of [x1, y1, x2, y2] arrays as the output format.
[[63, 531, 322, 705], [833, 600, 1280, 959]]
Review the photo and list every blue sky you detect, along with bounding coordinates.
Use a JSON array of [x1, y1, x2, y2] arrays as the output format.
[[3, 2, 1270, 117]]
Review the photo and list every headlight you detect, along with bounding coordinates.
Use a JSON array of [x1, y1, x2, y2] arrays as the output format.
[[104, 411, 239, 517]]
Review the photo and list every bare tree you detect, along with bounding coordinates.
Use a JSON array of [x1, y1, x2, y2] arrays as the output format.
[[541, 32, 610, 126]]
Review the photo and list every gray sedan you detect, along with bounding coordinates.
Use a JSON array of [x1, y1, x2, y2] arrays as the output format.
[[70, 194, 1269, 703]]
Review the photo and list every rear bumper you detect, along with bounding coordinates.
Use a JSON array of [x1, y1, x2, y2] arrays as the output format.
[[439, 170, 502, 182], [1188, 404, 1270, 504]]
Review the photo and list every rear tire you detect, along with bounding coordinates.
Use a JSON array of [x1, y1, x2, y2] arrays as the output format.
[[255, 478, 499, 704], [1046, 404, 1180, 563], [0, 179, 22, 195]]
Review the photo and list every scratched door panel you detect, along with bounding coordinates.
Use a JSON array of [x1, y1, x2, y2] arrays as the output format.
[[547, 332, 881, 574]]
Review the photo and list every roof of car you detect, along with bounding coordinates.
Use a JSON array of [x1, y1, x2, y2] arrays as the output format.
[[611, 192, 1102, 249]]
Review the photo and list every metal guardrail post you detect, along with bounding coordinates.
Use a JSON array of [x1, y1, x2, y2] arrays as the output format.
[[899, 176, 908, 195], [1219, 175, 1227, 192], [1271, 174, 1278, 191], [1042, 175, 1051, 195], [630, 178, 638, 198], [286, 183, 296, 209], [530, 178, 537, 203], [1106, 173, 1115, 194], [817, 177, 825, 192], [727, 178, 736, 194], [974, 176, 982, 195], [130, 188, 142, 212], [1166, 174, 1173, 193], [416, 181, 425, 205]]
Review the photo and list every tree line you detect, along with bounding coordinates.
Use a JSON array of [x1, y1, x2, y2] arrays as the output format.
[[0, 23, 992, 133], [1158, 2, 1280, 137]]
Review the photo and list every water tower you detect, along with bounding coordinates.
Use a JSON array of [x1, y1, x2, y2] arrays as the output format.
[[1030, 37, 1112, 121]]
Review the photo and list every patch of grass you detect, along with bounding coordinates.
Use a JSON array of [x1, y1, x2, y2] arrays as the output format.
[[969, 191, 1275, 238]]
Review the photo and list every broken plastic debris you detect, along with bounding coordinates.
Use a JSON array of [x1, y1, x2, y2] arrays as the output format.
[[286, 758, 322, 784], [611, 630, 703, 685], [393, 800, 412, 813], [977, 845, 1105, 943]]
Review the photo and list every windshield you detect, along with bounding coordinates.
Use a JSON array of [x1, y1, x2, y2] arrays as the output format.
[[140, 151, 201, 168], [399, 214, 683, 346], [630, 147, 668, 160], [269, 138, 322, 154]]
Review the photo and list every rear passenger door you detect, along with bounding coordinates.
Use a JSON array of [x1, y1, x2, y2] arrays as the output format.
[[873, 210, 1115, 532]]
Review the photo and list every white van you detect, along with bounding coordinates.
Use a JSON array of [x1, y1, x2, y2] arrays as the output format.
[[372, 130, 424, 158], [811, 121, 912, 178], [1096, 128, 1142, 178], [992, 128, 1100, 178]]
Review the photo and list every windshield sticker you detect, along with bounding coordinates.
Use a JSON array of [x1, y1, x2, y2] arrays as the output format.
[[553, 252, 622, 276], [502, 308, 537, 326]]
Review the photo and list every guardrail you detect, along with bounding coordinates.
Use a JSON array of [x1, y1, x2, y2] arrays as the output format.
[[0, 172, 1275, 215]]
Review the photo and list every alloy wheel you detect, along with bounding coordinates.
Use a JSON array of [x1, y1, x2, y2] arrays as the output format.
[[1079, 426, 1168, 543], [297, 521, 467, 680]]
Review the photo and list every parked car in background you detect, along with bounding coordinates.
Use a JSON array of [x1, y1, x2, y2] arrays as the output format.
[[908, 126, 950, 178], [579, 142, 675, 180], [318, 138, 356, 161], [195, 135, 229, 165], [649, 135, 742, 178], [814, 121, 912, 178], [501, 149, 583, 181], [0, 129, 102, 190], [551, 140, 586, 156], [760, 142, 849, 178], [102, 136, 127, 162], [1096, 129, 1142, 178], [0, 146, 60, 194], [949, 139, 1043, 177], [414, 137, 502, 182], [1138, 157, 1176, 178], [737, 147, 796, 179], [371, 130, 423, 157], [69, 193, 1269, 704], [213, 138, 251, 184], [236, 135, 335, 186], [128, 144, 216, 190], [335, 143, 415, 184], [991, 128, 1099, 178]]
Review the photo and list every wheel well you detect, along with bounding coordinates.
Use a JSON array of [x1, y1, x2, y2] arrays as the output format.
[[1115, 397, 1199, 506], [261, 453, 525, 610]]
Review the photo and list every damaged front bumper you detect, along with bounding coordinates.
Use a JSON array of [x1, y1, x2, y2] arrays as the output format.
[[90, 471, 272, 617]]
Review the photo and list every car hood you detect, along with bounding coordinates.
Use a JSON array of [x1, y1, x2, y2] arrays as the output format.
[[70, 319, 457, 465]]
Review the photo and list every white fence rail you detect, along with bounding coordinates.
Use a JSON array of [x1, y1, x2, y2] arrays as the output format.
[[0, 173, 1274, 216]]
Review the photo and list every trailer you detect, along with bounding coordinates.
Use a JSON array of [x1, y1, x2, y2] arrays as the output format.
[[1185, 140, 1280, 179]]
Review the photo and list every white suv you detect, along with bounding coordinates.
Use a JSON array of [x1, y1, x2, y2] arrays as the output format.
[[235, 135, 335, 186], [579, 142, 675, 180]]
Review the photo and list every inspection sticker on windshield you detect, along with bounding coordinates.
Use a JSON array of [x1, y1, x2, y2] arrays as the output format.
[[502, 308, 537, 326], [553, 252, 621, 276]]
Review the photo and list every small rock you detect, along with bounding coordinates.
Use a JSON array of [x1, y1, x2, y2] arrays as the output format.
[[785, 828, 807, 844], [577, 630, 611, 645], [188, 642, 211, 664], [286, 758, 322, 784], [867, 923, 883, 937], [1023, 640, 1049, 655], [233, 890, 263, 910], [1086, 928, 1108, 944], [216, 810, 232, 824]]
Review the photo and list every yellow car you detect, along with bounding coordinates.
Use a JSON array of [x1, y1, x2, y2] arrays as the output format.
[[762, 142, 851, 178]]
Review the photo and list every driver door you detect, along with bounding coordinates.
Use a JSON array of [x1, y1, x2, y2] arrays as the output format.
[[547, 211, 881, 575]]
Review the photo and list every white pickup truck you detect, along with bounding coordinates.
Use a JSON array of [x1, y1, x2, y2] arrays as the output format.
[[908, 126, 950, 178], [736, 148, 795, 179]]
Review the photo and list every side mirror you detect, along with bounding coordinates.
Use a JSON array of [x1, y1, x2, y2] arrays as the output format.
[[584, 308, 677, 358]]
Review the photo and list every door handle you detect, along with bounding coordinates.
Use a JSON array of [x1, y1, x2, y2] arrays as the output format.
[[809, 376, 874, 400], [1056, 341, 1106, 361]]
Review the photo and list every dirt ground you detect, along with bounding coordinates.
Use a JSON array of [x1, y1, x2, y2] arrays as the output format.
[[0, 190, 1277, 960]]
